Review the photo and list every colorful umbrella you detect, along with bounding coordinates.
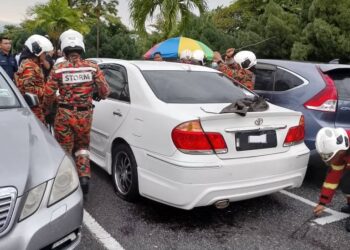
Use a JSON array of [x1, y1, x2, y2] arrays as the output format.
[[143, 37, 214, 61]]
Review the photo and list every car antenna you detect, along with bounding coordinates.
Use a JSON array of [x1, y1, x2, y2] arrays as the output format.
[[235, 36, 276, 51]]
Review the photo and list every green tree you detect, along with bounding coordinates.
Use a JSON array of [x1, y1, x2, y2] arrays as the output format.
[[256, 0, 301, 58], [212, 0, 267, 34], [129, 0, 208, 38], [178, 13, 235, 54], [69, 0, 119, 57], [211, 0, 302, 34], [85, 22, 140, 59], [291, 0, 350, 62], [25, 0, 89, 48], [212, 0, 302, 59], [0, 25, 31, 53]]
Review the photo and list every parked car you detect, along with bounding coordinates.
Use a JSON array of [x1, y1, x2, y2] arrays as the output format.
[[0, 68, 83, 249], [254, 59, 350, 164], [89, 59, 310, 210]]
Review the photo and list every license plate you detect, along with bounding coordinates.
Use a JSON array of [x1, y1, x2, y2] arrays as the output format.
[[248, 134, 267, 144], [236, 130, 277, 151]]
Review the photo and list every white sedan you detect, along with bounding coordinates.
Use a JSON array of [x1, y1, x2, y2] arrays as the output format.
[[89, 59, 310, 210]]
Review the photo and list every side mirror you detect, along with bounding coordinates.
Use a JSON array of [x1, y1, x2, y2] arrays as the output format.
[[23, 93, 39, 108]]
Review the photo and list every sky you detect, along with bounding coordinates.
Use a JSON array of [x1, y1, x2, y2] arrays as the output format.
[[0, 0, 234, 28]]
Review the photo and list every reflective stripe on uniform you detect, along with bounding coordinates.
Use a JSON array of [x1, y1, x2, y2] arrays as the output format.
[[75, 149, 90, 157], [55, 67, 97, 74], [323, 182, 338, 190], [62, 72, 93, 84], [330, 164, 345, 171]]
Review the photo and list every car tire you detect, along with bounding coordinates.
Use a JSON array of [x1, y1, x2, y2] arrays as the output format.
[[112, 143, 139, 202]]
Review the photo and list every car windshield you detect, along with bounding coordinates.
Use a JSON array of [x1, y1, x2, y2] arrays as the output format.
[[0, 73, 20, 108], [142, 70, 255, 104]]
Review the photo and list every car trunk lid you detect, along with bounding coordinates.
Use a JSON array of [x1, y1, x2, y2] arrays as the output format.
[[198, 104, 303, 159]]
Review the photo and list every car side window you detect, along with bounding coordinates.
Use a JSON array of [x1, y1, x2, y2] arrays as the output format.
[[274, 68, 304, 91], [254, 69, 275, 91], [328, 70, 350, 101], [102, 65, 130, 102]]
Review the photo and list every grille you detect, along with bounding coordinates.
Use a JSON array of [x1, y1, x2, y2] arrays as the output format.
[[0, 187, 17, 235]]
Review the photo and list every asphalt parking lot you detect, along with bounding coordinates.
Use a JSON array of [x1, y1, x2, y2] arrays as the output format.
[[77, 163, 350, 250]]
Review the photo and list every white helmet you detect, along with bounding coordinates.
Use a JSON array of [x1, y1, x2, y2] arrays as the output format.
[[234, 50, 257, 69], [24, 35, 53, 57], [60, 29, 85, 53], [180, 49, 192, 60], [315, 127, 349, 162], [192, 50, 205, 65]]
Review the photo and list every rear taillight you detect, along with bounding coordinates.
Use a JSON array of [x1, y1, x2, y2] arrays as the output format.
[[171, 120, 228, 154], [346, 130, 350, 138], [304, 67, 337, 112], [284, 115, 305, 147]]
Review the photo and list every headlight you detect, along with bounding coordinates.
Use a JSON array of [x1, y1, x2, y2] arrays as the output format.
[[19, 182, 47, 221], [48, 155, 79, 206]]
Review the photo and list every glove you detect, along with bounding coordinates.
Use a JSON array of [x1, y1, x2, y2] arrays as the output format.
[[92, 92, 101, 102]]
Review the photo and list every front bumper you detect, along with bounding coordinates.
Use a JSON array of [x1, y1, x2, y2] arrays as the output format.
[[0, 180, 83, 250], [135, 144, 310, 210]]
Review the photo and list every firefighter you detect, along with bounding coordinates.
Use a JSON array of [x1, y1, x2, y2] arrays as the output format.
[[225, 48, 236, 70], [191, 50, 205, 66], [313, 127, 350, 231], [233, 50, 257, 90], [179, 49, 192, 64], [212, 51, 234, 78], [15, 35, 53, 123], [42, 29, 110, 198]]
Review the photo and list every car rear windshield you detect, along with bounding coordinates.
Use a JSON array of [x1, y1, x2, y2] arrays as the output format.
[[142, 70, 254, 103], [328, 69, 350, 101], [0, 73, 20, 108]]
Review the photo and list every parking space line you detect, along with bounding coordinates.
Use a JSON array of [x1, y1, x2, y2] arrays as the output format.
[[280, 190, 350, 225], [83, 209, 124, 250]]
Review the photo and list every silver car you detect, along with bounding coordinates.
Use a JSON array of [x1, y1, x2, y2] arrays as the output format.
[[0, 68, 83, 249]]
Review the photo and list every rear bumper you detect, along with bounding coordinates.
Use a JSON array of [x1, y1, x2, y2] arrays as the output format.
[[0, 180, 83, 250], [135, 144, 310, 210]]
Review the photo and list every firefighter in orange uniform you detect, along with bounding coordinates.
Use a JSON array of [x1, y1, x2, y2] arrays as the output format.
[[232, 50, 257, 90], [212, 51, 234, 78], [15, 35, 53, 123], [224, 48, 236, 70], [313, 127, 350, 232], [42, 29, 110, 198], [213, 49, 257, 90]]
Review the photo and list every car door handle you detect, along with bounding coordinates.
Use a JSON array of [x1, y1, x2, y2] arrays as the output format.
[[113, 111, 122, 117]]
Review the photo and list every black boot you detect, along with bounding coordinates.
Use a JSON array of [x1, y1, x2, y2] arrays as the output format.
[[341, 204, 350, 214], [346, 218, 350, 232], [79, 177, 90, 200]]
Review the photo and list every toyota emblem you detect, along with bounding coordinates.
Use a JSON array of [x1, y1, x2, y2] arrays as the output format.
[[255, 118, 263, 126]]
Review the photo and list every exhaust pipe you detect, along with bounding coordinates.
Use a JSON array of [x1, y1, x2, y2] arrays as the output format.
[[214, 199, 230, 209]]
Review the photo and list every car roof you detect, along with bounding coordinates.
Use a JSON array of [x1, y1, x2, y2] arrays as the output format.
[[89, 58, 218, 72], [258, 59, 350, 72]]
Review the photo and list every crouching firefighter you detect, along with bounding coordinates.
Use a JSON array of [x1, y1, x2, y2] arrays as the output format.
[[42, 29, 110, 198], [313, 127, 350, 231]]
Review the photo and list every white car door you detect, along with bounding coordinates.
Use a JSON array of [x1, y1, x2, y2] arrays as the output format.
[[91, 64, 131, 168]]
